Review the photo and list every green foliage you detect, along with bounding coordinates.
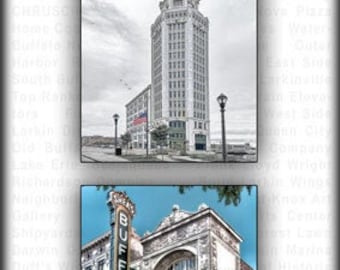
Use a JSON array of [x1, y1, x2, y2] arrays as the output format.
[[96, 186, 115, 191], [151, 124, 169, 146], [178, 185, 253, 206], [120, 132, 132, 148], [97, 185, 252, 207]]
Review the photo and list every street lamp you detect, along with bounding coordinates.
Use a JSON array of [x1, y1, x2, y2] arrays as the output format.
[[217, 93, 228, 162], [113, 113, 119, 154]]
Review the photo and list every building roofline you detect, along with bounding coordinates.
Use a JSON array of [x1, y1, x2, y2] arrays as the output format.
[[81, 208, 244, 252], [82, 231, 111, 252], [125, 84, 151, 108], [141, 207, 243, 243]]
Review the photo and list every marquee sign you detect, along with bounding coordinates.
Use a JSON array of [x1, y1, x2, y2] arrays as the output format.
[[107, 191, 136, 270]]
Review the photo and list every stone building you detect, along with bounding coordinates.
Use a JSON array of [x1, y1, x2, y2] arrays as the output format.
[[81, 204, 253, 270], [125, 85, 151, 150], [149, 0, 211, 153]]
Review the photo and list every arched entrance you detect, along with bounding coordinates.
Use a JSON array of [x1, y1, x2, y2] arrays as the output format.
[[154, 250, 196, 270]]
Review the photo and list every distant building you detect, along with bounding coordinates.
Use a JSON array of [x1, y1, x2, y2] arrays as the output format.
[[151, 0, 210, 152], [241, 259, 253, 270], [81, 204, 253, 270], [125, 85, 151, 150], [210, 142, 255, 155]]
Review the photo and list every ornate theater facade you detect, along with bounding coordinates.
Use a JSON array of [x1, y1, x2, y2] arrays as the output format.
[[81, 203, 253, 270]]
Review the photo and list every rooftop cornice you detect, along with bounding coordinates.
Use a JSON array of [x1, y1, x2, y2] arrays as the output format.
[[81, 231, 110, 252], [141, 208, 242, 243], [125, 84, 151, 108]]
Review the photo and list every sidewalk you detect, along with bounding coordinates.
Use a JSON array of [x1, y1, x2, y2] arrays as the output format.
[[171, 155, 203, 162], [81, 146, 129, 162], [156, 155, 176, 162]]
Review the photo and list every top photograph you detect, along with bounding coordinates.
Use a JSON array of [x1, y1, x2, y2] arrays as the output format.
[[81, 0, 257, 163]]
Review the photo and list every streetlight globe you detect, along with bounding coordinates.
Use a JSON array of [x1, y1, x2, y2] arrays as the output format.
[[113, 113, 120, 121], [217, 93, 228, 108]]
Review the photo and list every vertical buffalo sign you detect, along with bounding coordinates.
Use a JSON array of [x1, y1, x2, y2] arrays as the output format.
[[114, 206, 130, 270], [107, 191, 136, 270]]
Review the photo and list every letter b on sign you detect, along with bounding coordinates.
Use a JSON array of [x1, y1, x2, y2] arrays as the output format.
[[119, 212, 128, 227]]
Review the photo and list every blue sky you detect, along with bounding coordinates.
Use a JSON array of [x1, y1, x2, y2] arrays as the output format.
[[81, 186, 257, 270]]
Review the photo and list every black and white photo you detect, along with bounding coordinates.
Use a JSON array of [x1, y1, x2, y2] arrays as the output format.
[[81, 0, 257, 162]]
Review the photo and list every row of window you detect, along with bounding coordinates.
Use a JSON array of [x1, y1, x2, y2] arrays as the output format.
[[194, 53, 205, 65], [194, 91, 206, 102], [127, 106, 148, 116], [194, 81, 205, 91], [193, 25, 206, 37], [169, 42, 185, 50], [169, 110, 186, 117], [194, 44, 205, 55], [194, 111, 206, 119], [169, 90, 185, 98], [167, 257, 195, 270], [194, 121, 207, 130], [194, 101, 205, 110], [169, 61, 185, 69], [194, 72, 205, 83], [166, 11, 187, 19], [173, 0, 184, 7], [168, 23, 185, 31], [85, 260, 104, 270], [169, 32, 185, 41], [169, 100, 185, 108], [169, 133, 185, 139], [169, 121, 186, 128], [194, 34, 206, 46], [169, 71, 185, 79], [169, 51, 185, 60], [193, 63, 205, 74], [193, 13, 208, 27], [169, 80, 185, 89]]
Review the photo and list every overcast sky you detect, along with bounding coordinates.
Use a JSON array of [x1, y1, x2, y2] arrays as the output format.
[[82, 186, 257, 270], [81, 0, 256, 144]]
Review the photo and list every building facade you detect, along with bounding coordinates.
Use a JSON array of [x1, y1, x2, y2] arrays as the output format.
[[81, 204, 253, 270], [126, 85, 151, 150], [151, 0, 210, 152]]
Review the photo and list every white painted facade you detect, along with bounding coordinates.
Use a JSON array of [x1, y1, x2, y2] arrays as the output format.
[[81, 204, 251, 270], [151, 0, 211, 152]]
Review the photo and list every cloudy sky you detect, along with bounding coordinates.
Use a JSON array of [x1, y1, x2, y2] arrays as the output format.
[[81, 186, 257, 270], [81, 0, 256, 144]]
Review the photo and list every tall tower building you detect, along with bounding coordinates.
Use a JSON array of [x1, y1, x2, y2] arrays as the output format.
[[151, 0, 210, 152]]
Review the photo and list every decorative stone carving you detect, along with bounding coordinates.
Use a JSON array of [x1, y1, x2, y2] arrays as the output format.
[[144, 218, 208, 255], [108, 191, 136, 217], [154, 250, 194, 270], [211, 220, 239, 252], [198, 236, 209, 270], [211, 238, 217, 270]]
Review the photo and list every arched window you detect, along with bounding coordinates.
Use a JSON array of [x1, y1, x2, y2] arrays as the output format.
[[167, 257, 195, 270], [155, 250, 196, 270]]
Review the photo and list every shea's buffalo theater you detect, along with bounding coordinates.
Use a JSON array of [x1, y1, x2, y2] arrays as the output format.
[[81, 202, 253, 270]]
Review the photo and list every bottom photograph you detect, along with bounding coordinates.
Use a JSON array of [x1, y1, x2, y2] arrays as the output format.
[[81, 186, 257, 270]]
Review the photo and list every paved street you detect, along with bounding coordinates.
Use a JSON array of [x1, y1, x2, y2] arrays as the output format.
[[81, 146, 256, 162], [81, 146, 129, 162]]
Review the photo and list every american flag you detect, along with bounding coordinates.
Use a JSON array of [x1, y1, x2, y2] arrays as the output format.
[[133, 112, 147, 126]]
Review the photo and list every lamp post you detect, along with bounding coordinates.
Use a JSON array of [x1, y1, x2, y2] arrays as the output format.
[[113, 113, 119, 154], [217, 93, 228, 162]]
